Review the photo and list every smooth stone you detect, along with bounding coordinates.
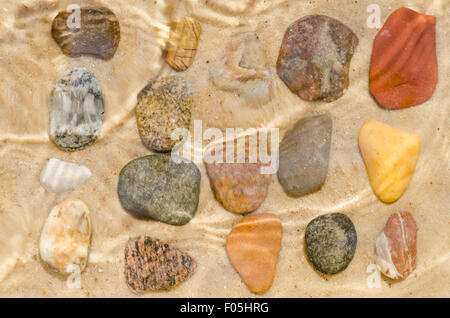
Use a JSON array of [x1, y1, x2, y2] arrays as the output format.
[[305, 213, 357, 275], [210, 26, 273, 106], [48, 67, 105, 151], [117, 154, 201, 225], [370, 8, 438, 109], [136, 76, 193, 152], [277, 15, 358, 102], [52, 6, 120, 60], [204, 138, 272, 214], [39, 199, 92, 274], [163, 17, 202, 71], [358, 119, 420, 203], [40, 158, 91, 193], [226, 213, 282, 293], [124, 236, 196, 293], [277, 114, 332, 197], [376, 212, 417, 280]]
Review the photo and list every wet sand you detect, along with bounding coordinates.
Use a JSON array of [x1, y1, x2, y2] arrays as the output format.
[[0, 0, 448, 297]]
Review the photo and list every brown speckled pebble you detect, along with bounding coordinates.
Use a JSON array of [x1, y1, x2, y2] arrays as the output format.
[[124, 236, 196, 293]]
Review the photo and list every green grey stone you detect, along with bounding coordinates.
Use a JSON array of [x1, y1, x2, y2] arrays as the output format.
[[277, 114, 332, 197], [305, 213, 357, 275], [48, 67, 105, 151], [117, 154, 200, 225]]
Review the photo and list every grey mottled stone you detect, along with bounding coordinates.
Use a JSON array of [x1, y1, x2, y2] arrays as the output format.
[[305, 213, 357, 275], [48, 67, 104, 151], [117, 154, 200, 225], [277, 114, 332, 197]]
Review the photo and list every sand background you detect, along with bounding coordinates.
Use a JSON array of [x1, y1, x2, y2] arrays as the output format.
[[0, 0, 448, 297]]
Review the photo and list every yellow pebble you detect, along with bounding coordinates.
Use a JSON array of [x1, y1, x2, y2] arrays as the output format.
[[358, 119, 420, 203]]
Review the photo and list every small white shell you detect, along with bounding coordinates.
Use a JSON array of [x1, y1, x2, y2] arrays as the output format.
[[40, 158, 91, 193], [39, 199, 92, 274]]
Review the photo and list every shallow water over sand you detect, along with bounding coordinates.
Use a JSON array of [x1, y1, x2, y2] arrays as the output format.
[[0, 0, 448, 297]]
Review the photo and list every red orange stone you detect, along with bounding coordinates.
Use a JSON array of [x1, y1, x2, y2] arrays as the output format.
[[370, 8, 438, 109], [226, 213, 282, 293], [376, 212, 418, 279]]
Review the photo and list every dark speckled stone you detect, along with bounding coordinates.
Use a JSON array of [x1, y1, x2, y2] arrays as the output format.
[[305, 213, 357, 275], [124, 236, 196, 293], [118, 154, 201, 225]]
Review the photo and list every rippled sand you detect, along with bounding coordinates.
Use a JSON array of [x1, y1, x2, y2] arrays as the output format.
[[0, 0, 448, 297]]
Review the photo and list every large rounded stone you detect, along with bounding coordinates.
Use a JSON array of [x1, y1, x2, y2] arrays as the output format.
[[305, 213, 357, 275], [277, 115, 332, 197], [48, 67, 105, 151], [136, 76, 193, 152], [117, 154, 200, 225], [277, 15, 358, 102]]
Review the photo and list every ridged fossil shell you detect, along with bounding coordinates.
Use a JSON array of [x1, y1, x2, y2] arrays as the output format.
[[163, 17, 202, 71], [39, 199, 92, 274], [51, 6, 120, 60], [40, 158, 91, 194], [226, 213, 282, 293], [124, 236, 196, 293], [376, 212, 418, 279]]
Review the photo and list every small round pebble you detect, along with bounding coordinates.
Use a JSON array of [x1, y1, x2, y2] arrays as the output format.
[[305, 213, 357, 275]]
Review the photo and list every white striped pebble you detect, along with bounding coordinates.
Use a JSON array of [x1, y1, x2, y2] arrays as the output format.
[[40, 158, 91, 193]]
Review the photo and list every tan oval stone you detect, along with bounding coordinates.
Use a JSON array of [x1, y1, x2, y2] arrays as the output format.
[[163, 17, 202, 72], [39, 199, 92, 274], [376, 212, 418, 279], [226, 213, 282, 293]]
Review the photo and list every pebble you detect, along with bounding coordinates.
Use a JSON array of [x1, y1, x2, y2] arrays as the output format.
[[370, 8, 438, 109], [163, 17, 202, 71], [376, 212, 418, 279], [277, 115, 332, 197], [305, 213, 357, 275], [124, 236, 196, 293], [117, 154, 201, 225], [277, 15, 358, 102], [52, 6, 120, 60], [204, 138, 272, 214], [210, 26, 273, 106], [39, 199, 92, 274], [358, 119, 420, 203], [226, 213, 282, 293], [48, 67, 105, 151], [40, 158, 91, 193], [136, 76, 193, 152]]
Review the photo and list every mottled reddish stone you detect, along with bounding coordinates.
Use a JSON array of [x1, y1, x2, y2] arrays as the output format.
[[277, 15, 358, 102], [370, 8, 438, 109], [376, 212, 418, 279], [124, 236, 196, 293]]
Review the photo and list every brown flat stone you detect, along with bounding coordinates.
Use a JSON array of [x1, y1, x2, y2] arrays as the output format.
[[124, 236, 196, 293], [277, 15, 358, 102], [204, 136, 272, 214], [226, 213, 282, 293], [370, 8, 438, 109], [52, 6, 120, 60]]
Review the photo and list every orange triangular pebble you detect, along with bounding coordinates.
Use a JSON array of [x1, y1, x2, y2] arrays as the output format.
[[370, 7, 438, 109], [226, 213, 282, 293]]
